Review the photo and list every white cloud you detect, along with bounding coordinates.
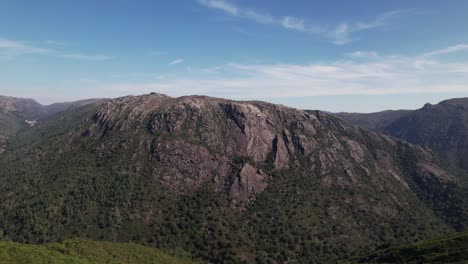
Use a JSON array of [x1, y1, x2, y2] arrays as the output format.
[[355, 10, 407, 30], [197, 0, 315, 33], [197, 0, 409, 45], [197, 0, 238, 16], [328, 10, 410, 45], [101, 44, 468, 99], [244, 10, 275, 24], [345, 51, 379, 59], [0, 37, 112, 61], [281, 16, 306, 32], [423, 44, 468, 57], [0, 38, 51, 54], [330, 24, 351, 45], [61, 53, 113, 61], [169, 59, 184, 65]]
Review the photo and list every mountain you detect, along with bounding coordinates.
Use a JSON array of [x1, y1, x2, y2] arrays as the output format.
[[335, 110, 412, 132], [45, 99, 106, 115], [335, 98, 468, 171], [353, 231, 468, 263], [0, 238, 198, 264], [1, 93, 468, 263], [0, 96, 47, 136], [0, 96, 103, 153], [0, 95, 104, 134]]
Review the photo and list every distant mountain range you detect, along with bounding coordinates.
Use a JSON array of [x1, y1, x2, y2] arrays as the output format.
[[335, 98, 468, 171], [0, 95, 103, 137], [0, 94, 468, 263]]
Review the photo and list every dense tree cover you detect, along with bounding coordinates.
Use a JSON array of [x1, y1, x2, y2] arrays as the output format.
[[0, 102, 468, 263], [335, 98, 468, 172]]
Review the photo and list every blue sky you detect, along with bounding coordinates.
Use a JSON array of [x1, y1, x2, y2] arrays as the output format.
[[1, 0, 468, 112]]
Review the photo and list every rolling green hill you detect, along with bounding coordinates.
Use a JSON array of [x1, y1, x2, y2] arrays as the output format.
[[0, 239, 198, 264]]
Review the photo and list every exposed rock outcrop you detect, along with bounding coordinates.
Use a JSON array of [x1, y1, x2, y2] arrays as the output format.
[[89, 93, 460, 203], [230, 163, 268, 201]]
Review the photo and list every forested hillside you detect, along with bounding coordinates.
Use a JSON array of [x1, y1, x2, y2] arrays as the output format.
[[335, 98, 468, 171], [1, 94, 467, 263]]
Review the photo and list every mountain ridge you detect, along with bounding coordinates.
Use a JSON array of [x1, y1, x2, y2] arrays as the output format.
[[0, 95, 104, 153], [1, 93, 468, 263], [335, 97, 468, 171]]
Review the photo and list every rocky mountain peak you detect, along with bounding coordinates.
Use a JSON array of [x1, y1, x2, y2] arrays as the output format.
[[91, 94, 324, 201], [85, 93, 456, 203], [1, 93, 467, 263]]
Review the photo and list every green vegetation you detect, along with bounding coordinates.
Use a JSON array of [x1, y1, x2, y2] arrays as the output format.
[[1, 96, 468, 263], [0, 239, 198, 264], [351, 231, 468, 263], [335, 98, 468, 172], [0, 96, 49, 137]]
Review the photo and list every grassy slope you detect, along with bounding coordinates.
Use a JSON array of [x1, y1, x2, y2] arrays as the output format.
[[352, 232, 468, 264], [0, 239, 198, 264]]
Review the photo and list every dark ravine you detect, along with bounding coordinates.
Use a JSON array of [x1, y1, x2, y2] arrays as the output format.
[[335, 98, 468, 171], [0, 93, 468, 263]]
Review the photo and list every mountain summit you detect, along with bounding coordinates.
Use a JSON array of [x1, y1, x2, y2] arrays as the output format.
[[1, 93, 468, 263]]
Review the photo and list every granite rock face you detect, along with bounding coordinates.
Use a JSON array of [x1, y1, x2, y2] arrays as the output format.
[[90, 93, 458, 202], [94, 94, 320, 201], [230, 163, 268, 201], [2, 93, 468, 263]]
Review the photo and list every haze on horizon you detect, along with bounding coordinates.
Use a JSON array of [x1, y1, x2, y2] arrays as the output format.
[[1, 0, 468, 112]]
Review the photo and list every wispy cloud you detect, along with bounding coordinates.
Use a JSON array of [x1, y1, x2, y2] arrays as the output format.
[[197, 0, 409, 44], [244, 10, 275, 24], [330, 24, 351, 45], [169, 58, 184, 65], [329, 10, 411, 45], [102, 44, 468, 99], [0, 37, 112, 61], [197, 0, 315, 33], [345, 51, 380, 59], [356, 10, 408, 30], [0, 38, 51, 54], [198, 0, 238, 16], [61, 53, 113, 61], [281, 16, 306, 32], [423, 44, 468, 57]]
